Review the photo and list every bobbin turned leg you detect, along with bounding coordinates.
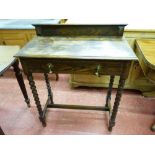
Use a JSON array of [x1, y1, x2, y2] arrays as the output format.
[[42, 73, 55, 121], [44, 73, 54, 104], [27, 72, 46, 126], [105, 75, 115, 109], [12, 60, 30, 107], [108, 76, 126, 131]]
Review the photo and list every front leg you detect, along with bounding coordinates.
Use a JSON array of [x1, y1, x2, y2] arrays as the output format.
[[26, 72, 46, 127]]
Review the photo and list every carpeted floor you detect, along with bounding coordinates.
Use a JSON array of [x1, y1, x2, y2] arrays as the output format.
[[0, 69, 155, 135]]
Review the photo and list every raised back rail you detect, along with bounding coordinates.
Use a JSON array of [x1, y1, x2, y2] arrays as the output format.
[[33, 24, 127, 37]]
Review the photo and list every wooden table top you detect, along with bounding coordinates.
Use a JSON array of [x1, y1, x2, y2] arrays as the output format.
[[0, 46, 20, 75], [136, 39, 155, 67], [15, 36, 137, 61]]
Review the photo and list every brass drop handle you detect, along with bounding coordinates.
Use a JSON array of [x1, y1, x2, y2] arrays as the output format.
[[48, 63, 54, 73], [95, 64, 101, 77]]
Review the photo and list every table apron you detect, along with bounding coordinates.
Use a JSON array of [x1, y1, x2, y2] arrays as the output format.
[[20, 58, 131, 77]]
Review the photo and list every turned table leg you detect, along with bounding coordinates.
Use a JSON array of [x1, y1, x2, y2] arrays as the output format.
[[105, 75, 115, 108], [108, 76, 126, 131], [44, 73, 54, 104], [27, 72, 46, 126], [12, 60, 30, 107]]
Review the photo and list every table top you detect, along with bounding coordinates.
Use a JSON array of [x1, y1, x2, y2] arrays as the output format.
[[0, 46, 20, 75], [15, 36, 137, 61], [136, 39, 155, 67]]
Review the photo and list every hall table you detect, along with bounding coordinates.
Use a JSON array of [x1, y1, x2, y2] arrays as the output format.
[[15, 24, 137, 131]]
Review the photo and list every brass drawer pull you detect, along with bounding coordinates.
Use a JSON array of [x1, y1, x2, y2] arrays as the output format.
[[48, 63, 54, 73], [95, 64, 101, 77]]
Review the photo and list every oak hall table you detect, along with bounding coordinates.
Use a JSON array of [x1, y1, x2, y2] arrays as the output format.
[[0, 46, 30, 135], [15, 24, 137, 131]]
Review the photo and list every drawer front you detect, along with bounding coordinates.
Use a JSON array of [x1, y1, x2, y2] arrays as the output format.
[[21, 58, 127, 76]]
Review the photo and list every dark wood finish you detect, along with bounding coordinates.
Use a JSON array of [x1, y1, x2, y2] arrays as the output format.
[[42, 98, 110, 124], [20, 58, 128, 76], [44, 73, 54, 104], [42, 97, 50, 123], [15, 36, 136, 60], [15, 24, 137, 131], [26, 72, 46, 126], [105, 75, 115, 110], [108, 76, 126, 131], [12, 60, 30, 107], [47, 103, 109, 111], [108, 64, 127, 131], [25, 61, 130, 131], [33, 24, 127, 36]]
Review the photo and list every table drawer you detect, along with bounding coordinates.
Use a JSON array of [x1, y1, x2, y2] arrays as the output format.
[[21, 58, 127, 76]]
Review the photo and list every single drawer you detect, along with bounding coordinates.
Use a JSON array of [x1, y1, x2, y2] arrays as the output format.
[[20, 58, 127, 76]]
